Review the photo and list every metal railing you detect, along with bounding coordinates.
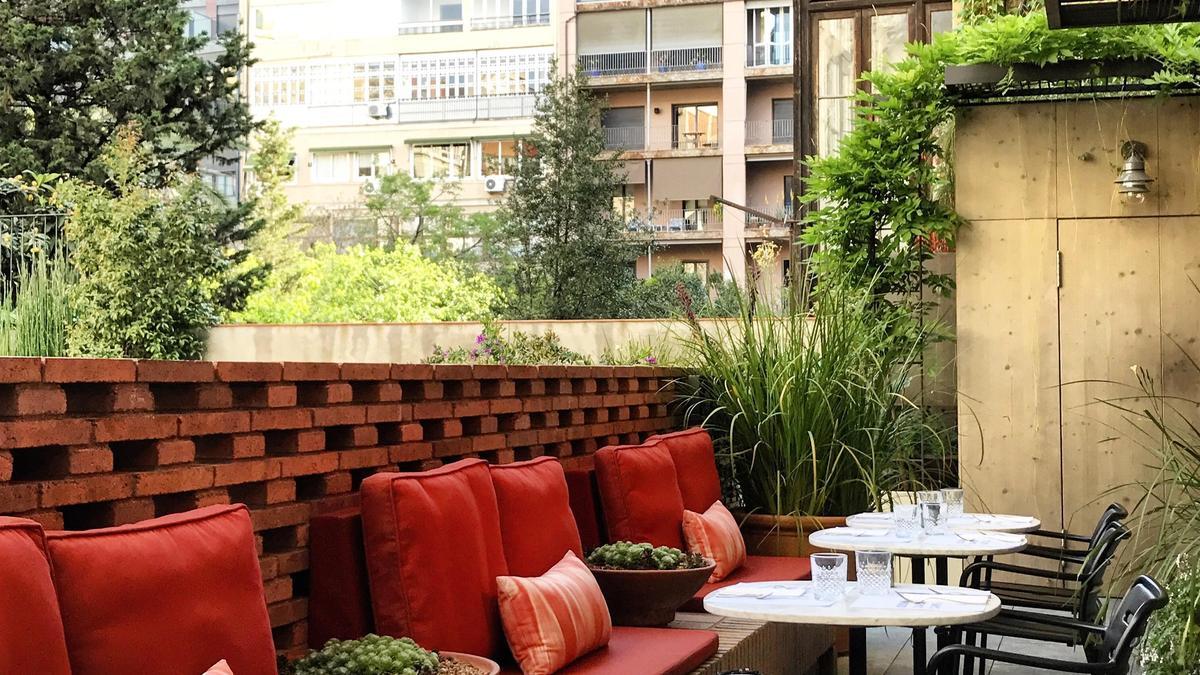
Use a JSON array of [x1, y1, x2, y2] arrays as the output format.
[[645, 208, 721, 233], [578, 52, 647, 77], [745, 204, 793, 227], [469, 12, 550, 29], [746, 43, 792, 68], [650, 46, 722, 73], [745, 119, 793, 145], [392, 95, 537, 123], [670, 124, 720, 150], [397, 18, 464, 34], [603, 126, 646, 151]]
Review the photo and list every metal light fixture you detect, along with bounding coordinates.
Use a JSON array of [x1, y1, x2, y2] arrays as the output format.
[[1115, 140, 1153, 203]]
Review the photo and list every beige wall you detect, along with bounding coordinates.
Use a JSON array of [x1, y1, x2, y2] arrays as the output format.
[[955, 96, 1200, 534], [746, 80, 792, 124], [637, 243, 725, 277], [745, 159, 790, 212]]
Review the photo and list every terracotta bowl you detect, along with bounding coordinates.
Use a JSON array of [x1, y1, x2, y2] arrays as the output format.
[[588, 562, 716, 627], [438, 651, 501, 675]]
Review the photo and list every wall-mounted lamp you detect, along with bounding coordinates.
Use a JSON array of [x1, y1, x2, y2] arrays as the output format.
[[1115, 140, 1153, 203]]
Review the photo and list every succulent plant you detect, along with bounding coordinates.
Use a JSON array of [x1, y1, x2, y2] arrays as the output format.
[[291, 634, 440, 675], [586, 541, 709, 571]]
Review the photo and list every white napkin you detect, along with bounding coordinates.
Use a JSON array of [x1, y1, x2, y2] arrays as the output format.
[[716, 584, 773, 598], [896, 591, 991, 606], [827, 528, 891, 538], [956, 531, 1024, 544]]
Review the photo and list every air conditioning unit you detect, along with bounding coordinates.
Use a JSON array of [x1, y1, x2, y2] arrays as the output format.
[[484, 175, 507, 193], [366, 103, 391, 119]]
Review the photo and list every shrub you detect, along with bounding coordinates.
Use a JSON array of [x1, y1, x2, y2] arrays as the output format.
[[0, 254, 74, 357], [232, 243, 501, 323], [586, 542, 708, 571], [291, 635, 439, 675], [425, 321, 589, 365]]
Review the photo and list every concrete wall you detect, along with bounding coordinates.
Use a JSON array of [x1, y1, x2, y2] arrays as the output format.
[[955, 96, 1200, 534]]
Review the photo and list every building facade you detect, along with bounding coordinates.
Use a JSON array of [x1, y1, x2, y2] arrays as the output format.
[[184, 0, 243, 201]]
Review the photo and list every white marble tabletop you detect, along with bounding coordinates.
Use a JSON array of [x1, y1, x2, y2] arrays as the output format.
[[704, 581, 1001, 627], [846, 511, 1041, 534], [808, 527, 1027, 557]]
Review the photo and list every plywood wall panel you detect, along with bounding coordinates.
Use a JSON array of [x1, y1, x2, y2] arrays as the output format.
[[1056, 100, 1159, 219], [955, 104, 1057, 222]]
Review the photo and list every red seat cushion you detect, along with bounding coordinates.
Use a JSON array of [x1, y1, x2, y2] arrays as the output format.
[[0, 517, 72, 675], [45, 505, 277, 675], [682, 554, 813, 612], [647, 428, 723, 513], [361, 458, 510, 659], [308, 507, 374, 648], [593, 441, 686, 548], [490, 457, 584, 577], [500, 626, 718, 675], [564, 468, 606, 552]]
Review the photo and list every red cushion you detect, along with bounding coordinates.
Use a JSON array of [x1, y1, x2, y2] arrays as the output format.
[[593, 441, 686, 548], [308, 507, 374, 648], [647, 428, 722, 513], [0, 517, 72, 675], [490, 457, 584, 577], [682, 554, 813, 612], [361, 458, 510, 659], [45, 505, 277, 675], [564, 468, 606, 552], [499, 626, 718, 675]]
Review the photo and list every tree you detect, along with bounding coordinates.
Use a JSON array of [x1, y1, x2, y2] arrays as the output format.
[[496, 64, 640, 319], [0, 0, 262, 309], [246, 119, 304, 270]]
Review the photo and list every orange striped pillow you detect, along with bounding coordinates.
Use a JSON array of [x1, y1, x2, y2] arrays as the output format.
[[496, 551, 612, 675], [682, 500, 746, 582], [202, 661, 234, 675]]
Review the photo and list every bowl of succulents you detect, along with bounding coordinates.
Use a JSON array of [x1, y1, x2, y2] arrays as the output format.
[[585, 541, 716, 626], [290, 634, 500, 675]]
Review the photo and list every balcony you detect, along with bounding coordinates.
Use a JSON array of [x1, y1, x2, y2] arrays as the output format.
[[397, 18, 464, 34], [578, 52, 648, 77], [604, 126, 646, 151], [577, 47, 721, 79], [746, 43, 792, 68], [650, 47, 721, 73], [392, 95, 538, 123], [468, 12, 550, 29], [745, 119, 793, 145], [626, 208, 722, 237]]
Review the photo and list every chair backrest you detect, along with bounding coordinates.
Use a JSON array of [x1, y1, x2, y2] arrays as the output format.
[[1099, 575, 1168, 669], [1074, 523, 1132, 622], [1088, 503, 1129, 547]]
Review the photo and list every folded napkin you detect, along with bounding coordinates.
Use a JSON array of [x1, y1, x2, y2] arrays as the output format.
[[716, 584, 808, 599], [827, 528, 891, 538], [956, 531, 1024, 544], [853, 512, 894, 520], [895, 591, 992, 606]]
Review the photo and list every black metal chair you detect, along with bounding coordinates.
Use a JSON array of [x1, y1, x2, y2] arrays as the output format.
[[928, 575, 1168, 674], [1019, 503, 1129, 568]]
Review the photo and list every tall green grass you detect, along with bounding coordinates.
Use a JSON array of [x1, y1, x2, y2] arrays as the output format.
[[674, 280, 949, 517], [0, 240, 74, 357]]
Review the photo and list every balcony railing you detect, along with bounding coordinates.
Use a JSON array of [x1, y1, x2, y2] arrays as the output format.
[[392, 95, 537, 123], [469, 12, 550, 29], [631, 208, 721, 233], [670, 125, 720, 150], [746, 43, 792, 68], [603, 126, 646, 151], [397, 18, 464, 34], [650, 46, 722, 73], [746, 204, 794, 227], [578, 52, 647, 77], [745, 119, 793, 145]]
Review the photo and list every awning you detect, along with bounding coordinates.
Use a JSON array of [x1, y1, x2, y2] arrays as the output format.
[[619, 160, 646, 185], [652, 157, 722, 199]]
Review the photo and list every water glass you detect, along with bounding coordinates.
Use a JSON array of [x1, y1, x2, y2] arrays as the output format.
[[810, 553, 848, 601], [892, 504, 920, 540], [941, 488, 965, 518], [855, 550, 893, 596], [916, 490, 943, 505], [921, 501, 948, 534]]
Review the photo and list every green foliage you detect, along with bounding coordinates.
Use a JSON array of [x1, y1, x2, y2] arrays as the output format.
[[497, 62, 641, 319], [599, 337, 675, 367], [1141, 557, 1200, 674], [246, 119, 305, 272], [233, 243, 499, 324], [586, 542, 709, 570], [291, 635, 439, 675], [0, 254, 74, 357], [59, 129, 229, 359], [618, 266, 741, 320], [675, 280, 947, 517], [425, 321, 589, 365]]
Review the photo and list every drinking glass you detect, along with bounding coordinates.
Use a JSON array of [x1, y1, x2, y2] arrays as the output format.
[[916, 490, 943, 505], [810, 553, 848, 601], [855, 550, 893, 596], [941, 488, 965, 518], [921, 501, 948, 534], [892, 504, 920, 540]]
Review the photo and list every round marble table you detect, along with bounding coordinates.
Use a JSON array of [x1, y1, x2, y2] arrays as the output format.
[[704, 581, 1001, 675], [846, 511, 1041, 534]]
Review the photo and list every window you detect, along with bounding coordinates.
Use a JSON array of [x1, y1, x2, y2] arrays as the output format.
[[185, 10, 212, 38], [411, 143, 471, 179], [679, 199, 709, 231], [472, 0, 550, 28], [481, 139, 520, 176], [252, 64, 307, 106], [477, 51, 551, 97], [747, 6, 791, 67], [216, 6, 238, 34], [312, 149, 391, 183], [815, 16, 855, 157], [311, 152, 352, 183], [682, 261, 709, 279], [783, 174, 796, 218], [356, 150, 392, 179], [399, 0, 464, 33], [401, 53, 476, 100], [673, 103, 719, 150], [353, 62, 397, 103], [602, 107, 644, 150], [771, 98, 793, 144], [613, 187, 636, 226], [928, 6, 954, 35], [870, 12, 909, 75]]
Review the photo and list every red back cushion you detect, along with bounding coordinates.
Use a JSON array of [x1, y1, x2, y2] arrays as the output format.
[[45, 505, 277, 675], [308, 507, 374, 648], [648, 428, 723, 513], [490, 457, 584, 577], [593, 441, 686, 548], [361, 458, 510, 659], [564, 468, 606, 552], [0, 518, 72, 675]]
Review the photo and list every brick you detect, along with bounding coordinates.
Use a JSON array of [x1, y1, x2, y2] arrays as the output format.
[[40, 474, 135, 507], [389, 443, 434, 463], [0, 450, 10, 481], [136, 360, 215, 382], [505, 365, 538, 379], [391, 364, 434, 380], [192, 487, 231, 507], [234, 383, 298, 408], [310, 406, 365, 427], [507, 430, 538, 448], [409, 381, 443, 401], [339, 363, 391, 380], [177, 411, 250, 437], [430, 364, 470, 380], [0, 482, 38, 511], [44, 358, 137, 383], [0, 384, 67, 416], [471, 434, 506, 453], [268, 598, 307, 628], [275, 549, 309, 575], [297, 472, 352, 499], [471, 365, 507, 379], [298, 382, 353, 405], [19, 509, 64, 530], [501, 414, 531, 432], [490, 398, 522, 415], [66, 383, 154, 414], [266, 429, 325, 454], [354, 381, 403, 403], [65, 445, 116, 473], [537, 428, 569, 445], [366, 403, 411, 424], [196, 434, 265, 460], [108, 498, 157, 525], [0, 357, 42, 382], [400, 423, 423, 442], [133, 466, 214, 496], [412, 401, 452, 420], [273, 452, 340, 478], [93, 414, 178, 442], [432, 437, 472, 457], [453, 400, 489, 418], [327, 425, 378, 448], [251, 503, 310, 531], [214, 459, 280, 487], [263, 479, 297, 504], [263, 576, 293, 604], [215, 362, 283, 382], [0, 418, 91, 447], [281, 362, 340, 381], [340, 447, 389, 470], [251, 408, 313, 431]]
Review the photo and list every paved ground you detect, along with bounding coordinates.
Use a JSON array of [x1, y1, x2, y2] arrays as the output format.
[[838, 625, 1098, 674]]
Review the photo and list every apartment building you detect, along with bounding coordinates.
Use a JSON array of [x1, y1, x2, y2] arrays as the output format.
[[183, 0, 243, 201], [240, 0, 555, 241], [561, 0, 953, 285]]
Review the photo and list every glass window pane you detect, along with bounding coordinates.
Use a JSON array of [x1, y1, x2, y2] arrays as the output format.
[[930, 9, 953, 36], [817, 17, 855, 98], [870, 13, 909, 74], [817, 98, 854, 157]]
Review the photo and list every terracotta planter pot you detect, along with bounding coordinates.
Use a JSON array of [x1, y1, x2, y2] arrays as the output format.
[[739, 512, 848, 558], [439, 652, 501, 675], [588, 563, 717, 627]]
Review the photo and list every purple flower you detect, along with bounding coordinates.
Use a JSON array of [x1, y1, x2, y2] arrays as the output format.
[[483, 347, 493, 355], [469, 348, 478, 360], [475, 333, 486, 344], [644, 356, 657, 365]]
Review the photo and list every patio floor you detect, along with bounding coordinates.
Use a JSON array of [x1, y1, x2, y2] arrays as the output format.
[[842, 626, 1097, 674]]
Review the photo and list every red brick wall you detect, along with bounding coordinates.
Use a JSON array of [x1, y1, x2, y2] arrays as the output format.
[[0, 357, 681, 656]]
